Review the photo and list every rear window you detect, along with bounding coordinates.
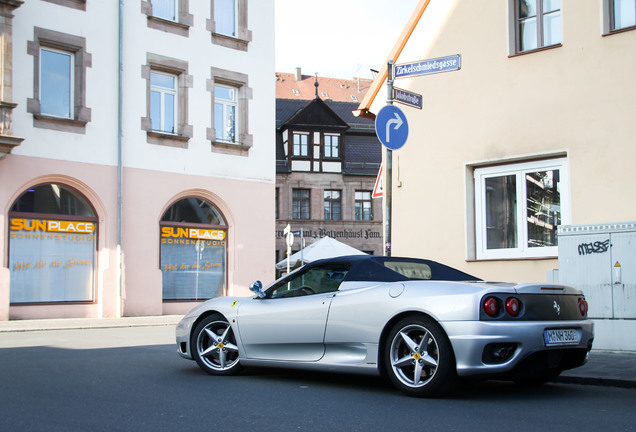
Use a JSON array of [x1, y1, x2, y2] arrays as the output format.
[[384, 261, 432, 280]]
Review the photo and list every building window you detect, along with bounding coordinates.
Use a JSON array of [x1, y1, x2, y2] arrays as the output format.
[[142, 0, 193, 37], [9, 184, 97, 303], [474, 158, 569, 259], [355, 191, 373, 221], [152, 0, 177, 21], [142, 54, 193, 147], [214, 84, 237, 143], [160, 198, 227, 301], [208, 0, 252, 51], [515, 0, 562, 53], [27, 28, 92, 133], [324, 134, 340, 158], [610, 0, 636, 31], [214, 0, 237, 36], [208, 67, 253, 155], [151, 71, 177, 134], [42, 0, 87, 10], [293, 133, 309, 157], [40, 48, 73, 119], [275, 188, 279, 220], [292, 189, 310, 220], [324, 190, 341, 221]]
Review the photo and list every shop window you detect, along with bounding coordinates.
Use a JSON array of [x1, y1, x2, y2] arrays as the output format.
[[208, 0, 252, 51], [142, 53, 193, 147], [8, 184, 97, 303], [160, 198, 227, 301], [474, 158, 569, 259], [513, 0, 562, 53], [324, 190, 341, 221], [355, 191, 373, 221], [27, 27, 92, 133]]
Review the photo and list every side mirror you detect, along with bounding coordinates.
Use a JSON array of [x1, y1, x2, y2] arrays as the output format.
[[249, 280, 265, 298]]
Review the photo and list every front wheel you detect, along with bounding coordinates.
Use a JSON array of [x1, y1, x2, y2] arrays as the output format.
[[384, 315, 457, 397], [191, 314, 242, 376]]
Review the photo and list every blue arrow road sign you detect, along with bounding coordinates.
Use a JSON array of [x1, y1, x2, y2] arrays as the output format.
[[375, 105, 409, 150]]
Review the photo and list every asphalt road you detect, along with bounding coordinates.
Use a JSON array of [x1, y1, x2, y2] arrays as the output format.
[[1, 326, 635, 432]]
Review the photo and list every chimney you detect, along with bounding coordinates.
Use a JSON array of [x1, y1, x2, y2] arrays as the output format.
[[295, 67, 302, 81]]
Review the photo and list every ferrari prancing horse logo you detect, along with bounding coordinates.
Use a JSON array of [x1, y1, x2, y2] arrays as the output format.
[[553, 300, 561, 315]]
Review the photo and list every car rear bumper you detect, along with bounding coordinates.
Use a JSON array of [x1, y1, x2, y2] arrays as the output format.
[[442, 319, 594, 377]]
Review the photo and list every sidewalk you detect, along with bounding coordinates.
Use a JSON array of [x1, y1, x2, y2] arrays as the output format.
[[0, 316, 634, 389], [0, 315, 182, 332]]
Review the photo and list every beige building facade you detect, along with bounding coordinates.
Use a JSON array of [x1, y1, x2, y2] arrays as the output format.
[[359, 0, 636, 349]]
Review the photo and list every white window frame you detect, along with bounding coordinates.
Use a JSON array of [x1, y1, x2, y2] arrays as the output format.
[[213, 0, 238, 37], [324, 134, 340, 159], [214, 83, 238, 143], [293, 132, 309, 157], [474, 158, 569, 260], [152, 0, 178, 22], [39, 47, 74, 119], [150, 70, 178, 134]]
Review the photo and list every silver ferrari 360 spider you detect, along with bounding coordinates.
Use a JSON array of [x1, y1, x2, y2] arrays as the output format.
[[176, 255, 594, 397]]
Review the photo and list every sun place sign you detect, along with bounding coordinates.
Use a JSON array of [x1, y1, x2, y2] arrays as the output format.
[[394, 54, 461, 79]]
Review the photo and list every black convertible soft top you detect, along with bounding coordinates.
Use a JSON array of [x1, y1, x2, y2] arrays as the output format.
[[306, 255, 481, 282]]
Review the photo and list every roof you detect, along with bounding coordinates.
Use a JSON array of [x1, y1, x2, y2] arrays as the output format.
[[275, 98, 381, 175], [276, 71, 373, 103], [302, 255, 481, 282], [354, 0, 431, 119], [276, 98, 375, 132]]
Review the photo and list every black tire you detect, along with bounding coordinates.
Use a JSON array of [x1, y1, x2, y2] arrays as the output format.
[[383, 315, 457, 397], [191, 314, 242, 376]]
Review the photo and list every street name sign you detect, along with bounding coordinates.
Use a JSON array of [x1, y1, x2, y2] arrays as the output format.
[[375, 105, 409, 151], [392, 87, 422, 109], [394, 54, 461, 79]]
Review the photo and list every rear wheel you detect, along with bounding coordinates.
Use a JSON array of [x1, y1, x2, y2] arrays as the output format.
[[384, 315, 457, 397], [191, 314, 242, 375]]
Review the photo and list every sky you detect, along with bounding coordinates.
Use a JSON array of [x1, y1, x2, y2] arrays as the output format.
[[275, 0, 421, 80]]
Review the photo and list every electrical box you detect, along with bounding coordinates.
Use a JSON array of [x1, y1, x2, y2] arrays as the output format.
[[558, 222, 636, 350]]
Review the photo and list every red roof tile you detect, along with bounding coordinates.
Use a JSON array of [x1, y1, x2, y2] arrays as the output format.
[[276, 70, 373, 103]]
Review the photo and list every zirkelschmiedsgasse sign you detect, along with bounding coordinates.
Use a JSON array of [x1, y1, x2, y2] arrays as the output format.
[[394, 54, 461, 79]]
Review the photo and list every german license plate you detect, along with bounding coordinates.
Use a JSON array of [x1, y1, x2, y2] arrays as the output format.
[[544, 329, 580, 346]]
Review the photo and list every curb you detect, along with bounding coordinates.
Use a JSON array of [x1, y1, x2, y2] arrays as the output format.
[[557, 375, 636, 389], [0, 316, 183, 333]]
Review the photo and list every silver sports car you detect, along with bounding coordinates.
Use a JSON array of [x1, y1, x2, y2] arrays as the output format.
[[176, 255, 594, 397]]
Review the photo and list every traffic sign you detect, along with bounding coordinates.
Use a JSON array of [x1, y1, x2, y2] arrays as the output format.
[[375, 105, 408, 150], [393, 87, 422, 109], [372, 165, 383, 199], [395, 54, 461, 79]]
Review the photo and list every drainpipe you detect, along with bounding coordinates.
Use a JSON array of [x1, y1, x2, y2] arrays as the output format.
[[116, 0, 124, 317]]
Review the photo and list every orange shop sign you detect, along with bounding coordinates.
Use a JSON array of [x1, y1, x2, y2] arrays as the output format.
[[11, 218, 95, 234], [161, 226, 226, 241]]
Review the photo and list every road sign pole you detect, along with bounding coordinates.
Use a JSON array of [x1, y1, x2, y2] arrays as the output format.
[[385, 61, 394, 257]]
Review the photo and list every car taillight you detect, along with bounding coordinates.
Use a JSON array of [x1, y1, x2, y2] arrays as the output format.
[[483, 297, 499, 317], [505, 297, 520, 317], [578, 298, 588, 316]]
